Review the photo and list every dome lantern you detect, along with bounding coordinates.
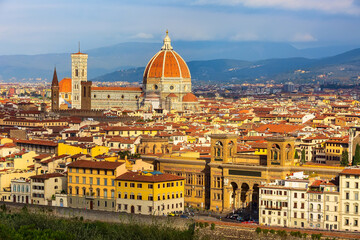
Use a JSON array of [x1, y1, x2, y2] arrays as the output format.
[[161, 30, 173, 50]]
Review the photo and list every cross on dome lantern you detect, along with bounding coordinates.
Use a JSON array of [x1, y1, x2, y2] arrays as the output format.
[[161, 30, 173, 50]]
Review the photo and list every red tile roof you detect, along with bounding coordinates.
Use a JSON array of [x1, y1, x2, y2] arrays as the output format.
[[30, 173, 64, 180], [67, 160, 123, 170], [340, 168, 360, 176], [115, 171, 184, 183]]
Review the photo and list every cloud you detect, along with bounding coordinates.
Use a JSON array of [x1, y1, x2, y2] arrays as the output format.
[[193, 0, 360, 15], [131, 33, 154, 39], [291, 33, 317, 42]]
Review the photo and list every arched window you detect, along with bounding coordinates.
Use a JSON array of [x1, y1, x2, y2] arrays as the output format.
[[75, 69, 78, 77], [17, 185, 20, 192], [104, 189, 108, 198]]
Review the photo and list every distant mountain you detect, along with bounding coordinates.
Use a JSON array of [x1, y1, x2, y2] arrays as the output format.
[[91, 48, 360, 84], [0, 41, 358, 82]]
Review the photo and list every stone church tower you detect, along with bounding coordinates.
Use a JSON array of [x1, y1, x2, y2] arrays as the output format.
[[71, 49, 88, 109], [51, 67, 59, 111]]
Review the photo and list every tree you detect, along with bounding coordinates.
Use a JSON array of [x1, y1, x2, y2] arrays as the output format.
[[353, 144, 360, 166], [294, 150, 299, 159], [341, 149, 349, 166], [300, 149, 306, 165]]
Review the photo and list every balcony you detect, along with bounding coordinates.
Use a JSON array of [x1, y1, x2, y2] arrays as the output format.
[[85, 192, 95, 199], [265, 205, 282, 210]]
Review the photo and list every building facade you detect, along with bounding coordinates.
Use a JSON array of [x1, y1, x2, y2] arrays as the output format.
[[115, 171, 184, 215]]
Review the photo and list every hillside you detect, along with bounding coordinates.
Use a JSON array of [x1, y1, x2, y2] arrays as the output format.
[[0, 41, 358, 82], [91, 48, 360, 84]]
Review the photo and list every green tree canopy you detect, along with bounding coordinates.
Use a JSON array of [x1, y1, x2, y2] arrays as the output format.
[[353, 144, 360, 166], [341, 149, 349, 167]]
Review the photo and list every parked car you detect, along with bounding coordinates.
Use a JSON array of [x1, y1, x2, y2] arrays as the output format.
[[168, 212, 176, 217], [229, 214, 239, 220], [180, 214, 189, 219]]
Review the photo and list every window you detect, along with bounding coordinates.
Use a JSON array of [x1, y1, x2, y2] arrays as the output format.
[[69, 177, 73, 183], [104, 189, 108, 198], [294, 193, 297, 198], [346, 205, 350, 213], [346, 182, 350, 188], [83, 177, 86, 184], [97, 178, 100, 185], [112, 180, 114, 186], [118, 182, 121, 187], [118, 204, 121, 210], [130, 193, 135, 199], [124, 204, 128, 210], [118, 192, 121, 198], [346, 192, 350, 200], [76, 177, 79, 184], [104, 179, 107, 186], [148, 184, 153, 189], [90, 177, 93, 185], [130, 183, 135, 188], [138, 206, 142, 212], [137, 183, 142, 188], [148, 195, 153, 201], [137, 194, 142, 200]]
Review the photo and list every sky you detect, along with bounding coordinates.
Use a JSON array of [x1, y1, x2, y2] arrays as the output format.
[[0, 0, 360, 55]]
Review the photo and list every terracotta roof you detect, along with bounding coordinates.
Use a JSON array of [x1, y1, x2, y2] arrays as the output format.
[[143, 44, 190, 80], [67, 160, 123, 170], [34, 154, 52, 160], [59, 78, 72, 93], [182, 92, 198, 102], [340, 168, 360, 176], [30, 173, 64, 180], [167, 93, 178, 98], [115, 171, 184, 182], [15, 139, 58, 147]]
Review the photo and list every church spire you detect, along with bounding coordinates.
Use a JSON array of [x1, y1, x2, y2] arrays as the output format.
[[51, 67, 59, 86], [161, 30, 173, 50]]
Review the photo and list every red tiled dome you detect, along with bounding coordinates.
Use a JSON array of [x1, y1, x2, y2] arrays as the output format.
[[143, 32, 190, 84], [182, 93, 197, 102], [59, 78, 72, 93]]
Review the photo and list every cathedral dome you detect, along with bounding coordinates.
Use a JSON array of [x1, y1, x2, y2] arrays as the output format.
[[59, 78, 72, 93], [182, 92, 198, 102], [143, 31, 191, 84]]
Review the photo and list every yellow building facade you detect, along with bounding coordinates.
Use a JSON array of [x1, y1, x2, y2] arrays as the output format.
[[115, 171, 184, 215]]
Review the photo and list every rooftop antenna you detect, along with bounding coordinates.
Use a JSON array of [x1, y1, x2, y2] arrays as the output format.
[[78, 41, 80, 53]]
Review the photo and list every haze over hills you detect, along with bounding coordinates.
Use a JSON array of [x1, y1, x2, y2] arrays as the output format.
[[92, 48, 360, 84], [0, 41, 358, 82]]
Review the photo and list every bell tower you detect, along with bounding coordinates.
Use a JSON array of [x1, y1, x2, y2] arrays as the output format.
[[71, 44, 88, 109], [51, 67, 59, 111], [266, 136, 295, 167], [210, 134, 237, 163]]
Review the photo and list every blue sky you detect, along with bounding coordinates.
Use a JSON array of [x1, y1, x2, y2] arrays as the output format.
[[0, 0, 360, 55]]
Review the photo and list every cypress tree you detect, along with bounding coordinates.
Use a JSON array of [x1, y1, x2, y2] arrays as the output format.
[[341, 149, 349, 167], [353, 144, 360, 166]]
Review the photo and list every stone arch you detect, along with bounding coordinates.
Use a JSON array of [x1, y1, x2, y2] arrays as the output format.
[[271, 144, 281, 162], [230, 182, 238, 209], [228, 141, 234, 157], [240, 183, 250, 207], [214, 141, 223, 159], [285, 144, 292, 160], [251, 183, 260, 209]]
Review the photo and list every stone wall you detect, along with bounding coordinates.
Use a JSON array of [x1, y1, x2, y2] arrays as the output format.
[[0, 201, 192, 230]]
